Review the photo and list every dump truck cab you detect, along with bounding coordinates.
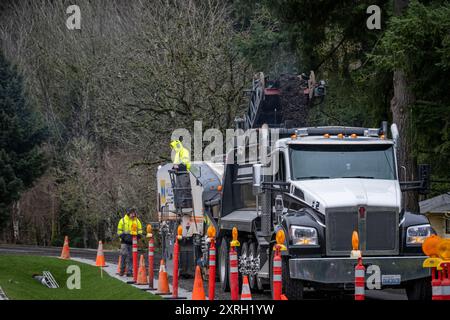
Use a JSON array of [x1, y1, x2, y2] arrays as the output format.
[[217, 124, 433, 300]]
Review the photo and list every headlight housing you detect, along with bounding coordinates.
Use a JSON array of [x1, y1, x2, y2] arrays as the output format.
[[290, 226, 318, 246], [406, 224, 432, 245]]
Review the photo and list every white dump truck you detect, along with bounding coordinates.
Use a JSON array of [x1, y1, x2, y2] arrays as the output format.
[[156, 73, 433, 299]]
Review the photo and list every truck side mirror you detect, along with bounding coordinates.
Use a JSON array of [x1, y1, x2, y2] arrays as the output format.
[[275, 195, 284, 225], [418, 164, 431, 195], [252, 164, 263, 195]]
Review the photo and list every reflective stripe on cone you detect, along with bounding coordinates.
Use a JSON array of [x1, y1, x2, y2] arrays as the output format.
[[272, 247, 282, 300], [209, 240, 216, 300], [354, 257, 365, 301], [229, 248, 239, 301]]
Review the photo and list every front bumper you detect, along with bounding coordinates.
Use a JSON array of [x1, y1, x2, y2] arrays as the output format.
[[289, 256, 430, 284]]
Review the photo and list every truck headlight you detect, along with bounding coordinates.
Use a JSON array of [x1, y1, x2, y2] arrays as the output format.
[[290, 226, 318, 246], [406, 224, 432, 245]]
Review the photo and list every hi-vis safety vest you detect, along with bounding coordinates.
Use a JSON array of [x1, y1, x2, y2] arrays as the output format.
[[117, 214, 143, 236], [170, 140, 191, 170]]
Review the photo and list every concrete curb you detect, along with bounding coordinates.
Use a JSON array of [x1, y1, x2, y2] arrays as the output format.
[[71, 257, 196, 299]]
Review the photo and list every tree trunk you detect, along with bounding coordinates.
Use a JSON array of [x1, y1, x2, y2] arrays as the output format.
[[391, 0, 419, 212], [11, 201, 20, 243]]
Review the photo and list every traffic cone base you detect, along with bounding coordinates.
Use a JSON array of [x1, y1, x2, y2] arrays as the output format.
[[136, 255, 149, 285], [240, 275, 252, 300], [192, 265, 206, 300], [95, 241, 107, 267], [60, 236, 71, 260], [156, 259, 171, 295]]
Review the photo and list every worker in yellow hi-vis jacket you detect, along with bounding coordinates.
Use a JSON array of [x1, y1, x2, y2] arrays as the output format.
[[117, 208, 143, 276], [170, 139, 191, 170], [170, 139, 192, 208]]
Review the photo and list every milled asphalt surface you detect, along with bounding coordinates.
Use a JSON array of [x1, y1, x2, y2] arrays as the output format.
[[0, 244, 407, 300]]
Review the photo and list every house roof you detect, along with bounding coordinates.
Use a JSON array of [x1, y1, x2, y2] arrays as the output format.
[[420, 192, 450, 214]]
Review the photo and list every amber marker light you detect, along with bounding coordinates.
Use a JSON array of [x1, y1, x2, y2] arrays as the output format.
[[437, 238, 450, 260], [231, 227, 240, 247], [131, 223, 137, 236], [352, 231, 359, 251], [422, 234, 441, 257], [207, 225, 216, 239], [274, 229, 287, 251], [276, 229, 285, 245], [146, 224, 153, 238], [177, 224, 183, 240]]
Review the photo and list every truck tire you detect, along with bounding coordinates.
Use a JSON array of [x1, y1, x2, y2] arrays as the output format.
[[248, 242, 259, 292], [269, 247, 304, 299], [282, 256, 304, 300], [219, 237, 230, 292], [256, 244, 266, 291], [241, 242, 249, 287], [405, 277, 432, 300]]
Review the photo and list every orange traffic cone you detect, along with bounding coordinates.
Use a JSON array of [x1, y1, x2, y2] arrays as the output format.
[[60, 236, 70, 260], [281, 294, 288, 300], [156, 259, 171, 295], [95, 241, 107, 267], [116, 255, 122, 274], [240, 275, 252, 300], [192, 265, 206, 300], [116, 256, 130, 275], [136, 255, 148, 285]]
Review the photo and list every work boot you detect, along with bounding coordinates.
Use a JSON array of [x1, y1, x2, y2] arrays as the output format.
[[126, 272, 133, 277], [119, 271, 125, 276]]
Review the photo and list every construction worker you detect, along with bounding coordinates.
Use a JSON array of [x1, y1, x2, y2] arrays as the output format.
[[170, 139, 191, 171], [170, 139, 192, 208], [117, 208, 143, 276]]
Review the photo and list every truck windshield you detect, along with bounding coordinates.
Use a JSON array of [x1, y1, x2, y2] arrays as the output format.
[[289, 144, 396, 180]]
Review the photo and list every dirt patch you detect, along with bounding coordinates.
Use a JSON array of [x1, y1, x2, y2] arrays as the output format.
[[278, 73, 310, 128]]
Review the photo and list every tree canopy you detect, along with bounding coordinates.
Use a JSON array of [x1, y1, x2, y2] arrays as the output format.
[[0, 52, 47, 228]]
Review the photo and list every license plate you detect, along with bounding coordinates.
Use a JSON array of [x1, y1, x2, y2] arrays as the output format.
[[381, 274, 401, 285]]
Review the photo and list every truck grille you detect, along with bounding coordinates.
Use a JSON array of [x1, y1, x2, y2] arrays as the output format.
[[326, 207, 399, 256]]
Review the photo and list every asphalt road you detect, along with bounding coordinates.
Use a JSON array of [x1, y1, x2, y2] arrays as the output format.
[[0, 244, 407, 300]]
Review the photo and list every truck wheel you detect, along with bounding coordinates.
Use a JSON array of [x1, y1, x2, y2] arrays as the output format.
[[248, 242, 259, 292], [219, 237, 230, 292], [405, 278, 432, 300], [256, 244, 266, 291], [241, 242, 249, 287], [269, 248, 304, 299], [282, 256, 304, 300]]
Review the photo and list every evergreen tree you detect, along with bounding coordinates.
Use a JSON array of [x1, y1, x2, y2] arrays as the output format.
[[0, 52, 47, 229]]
